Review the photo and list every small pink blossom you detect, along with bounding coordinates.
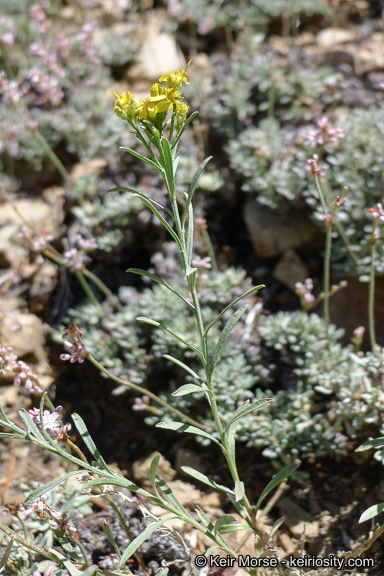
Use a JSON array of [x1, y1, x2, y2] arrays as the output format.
[[295, 278, 315, 309], [24, 495, 50, 519], [0, 32, 15, 46], [61, 324, 88, 364], [307, 116, 344, 148], [60, 340, 88, 363], [369, 203, 384, 223], [62, 248, 90, 271], [76, 235, 98, 252], [28, 406, 71, 441], [132, 395, 150, 411]]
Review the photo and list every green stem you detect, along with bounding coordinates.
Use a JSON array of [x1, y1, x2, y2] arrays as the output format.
[[83, 268, 124, 313], [0, 521, 63, 563], [369, 220, 378, 351], [34, 131, 73, 185], [74, 269, 101, 307], [314, 173, 334, 369], [200, 227, 219, 272], [86, 353, 209, 431], [68, 533, 89, 565], [324, 222, 334, 369], [105, 494, 148, 576]]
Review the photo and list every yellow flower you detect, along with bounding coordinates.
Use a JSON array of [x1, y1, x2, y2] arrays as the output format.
[[176, 101, 189, 127], [113, 90, 137, 121], [159, 60, 192, 90], [136, 97, 156, 121], [165, 87, 181, 105], [113, 90, 135, 109], [150, 83, 166, 97]]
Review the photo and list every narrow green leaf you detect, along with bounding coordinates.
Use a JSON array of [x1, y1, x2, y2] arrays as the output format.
[[54, 531, 81, 562], [127, 268, 194, 310], [182, 156, 212, 228], [18, 409, 47, 444], [132, 193, 182, 249], [225, 399, 273, 434], [103, 522, 121, 557], [172, 384, 204, 397], [155, 568, 169, 576], [119, 518, 172, 565], [156, 421, 221, 446], [63, 561, 85, 576], [72, 414, 111, 472], [218, 523, 253, 535], [119, 147, 161, 171], [204, 546, 220, 557], [107, 187, 172, 217], [227, 431, 236, 466], [356, 437, 384, 452], [82, 477, 163, 507], [210, 305, 247, 373], [173, 111, 199, 150], [196, 507, 214, 530], [149, 454, 161, 492], [206, 285, 265, 335], [359, 502, 384, 523], [137, 318, 203, 356], [136, 316, 160, 327], [185, 265, 197, 277], [254, 464, 299, 512], [162, 354, 206, 386], [155, 475, 192, 517], [186, 201, 194, 267], [180, 466, 234, 496], [235, 481, 245, 502], [215, 515, 236, 530], [161, 137, 175, 195], [25, 471, 85, 503], [0, 433, 26, 439], [0, 538, 13, 569], [229, 496, 254, 529]]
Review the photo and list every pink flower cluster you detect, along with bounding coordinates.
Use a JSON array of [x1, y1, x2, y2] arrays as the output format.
[[29, 41, 65, 79], [368, 203, 384, 223], [295, 278, 315, 308], [62, 235, 97, 271], [307, 116, 344, 148], [60, 324, 88, 364], [18, 226, 53, 264], [0, 345, 42, 393], [0, 71, 21, 104], [24, 68, 64, 107], [29, 1, 51, 34], [0, 16, 16, 47], [306, 154, 328, 180], [24, 495, 76, 534], [28, 405, 71, 441]]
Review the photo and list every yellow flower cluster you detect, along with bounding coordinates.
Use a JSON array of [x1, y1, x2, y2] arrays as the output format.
[[113, 61, 191, 127]]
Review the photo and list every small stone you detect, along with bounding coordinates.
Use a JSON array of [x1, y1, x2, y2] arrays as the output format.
[[0, 200, 56, 266], [273, 250, 309, 291], [243, 201, 317, 258], [278, 497, 320, 539], [128, 32, 185, 82], [317, 28, 356, 48], [132, 452, 176, 489], [2, 313, 46, 362], [166, 480, 201, 508], [70, 159, 107, 181]]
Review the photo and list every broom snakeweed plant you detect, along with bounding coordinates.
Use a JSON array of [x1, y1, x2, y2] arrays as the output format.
[[0, 64, 298, 574]]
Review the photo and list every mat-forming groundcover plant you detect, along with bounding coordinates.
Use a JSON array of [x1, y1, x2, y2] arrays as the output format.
[[0, 64, 299, 575]]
